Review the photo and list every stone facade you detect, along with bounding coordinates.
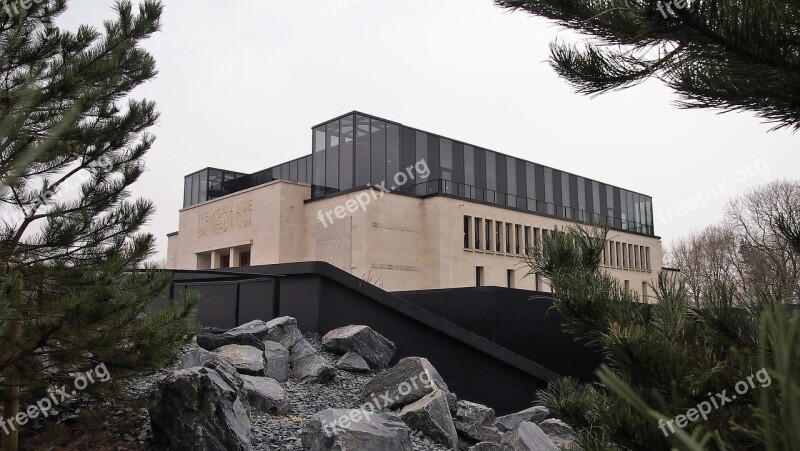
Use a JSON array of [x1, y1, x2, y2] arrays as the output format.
[[167, 180, 663, 299]]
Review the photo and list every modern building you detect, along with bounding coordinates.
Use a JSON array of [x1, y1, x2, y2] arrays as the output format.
[[167, 112, 663, 297]]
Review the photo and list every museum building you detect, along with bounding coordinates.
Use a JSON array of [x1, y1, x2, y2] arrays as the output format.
[[166, 112, 663, 297]]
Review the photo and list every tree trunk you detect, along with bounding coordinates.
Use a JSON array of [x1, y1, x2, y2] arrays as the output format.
[[2, 315, 20, 451]]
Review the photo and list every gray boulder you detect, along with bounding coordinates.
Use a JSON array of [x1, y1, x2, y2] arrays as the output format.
[[264, 316, 304, 349], [148, 365, 252, 451], [290, 338, 335, 384], [197, 332, 265, 352], [300, 408, 412, 451], [227, 319, 272, 341], [178, 347, 219, 370], [398, 389, 458, 449], [537, 419, 579, 450], [213, 344, 266, 375], [240, 375, 289, 415], [496, 406, 551, 432], [336, 352, 371, 373], [501, 422, 558, 451], [263, 340, 290, 382], [453, 400, 501, 444], [322, 325, 396, 370], [364, 357, 455, 411], [468, 442, 501, 451]]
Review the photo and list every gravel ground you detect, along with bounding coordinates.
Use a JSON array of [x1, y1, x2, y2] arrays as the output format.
[[124, 334, 448, 451]]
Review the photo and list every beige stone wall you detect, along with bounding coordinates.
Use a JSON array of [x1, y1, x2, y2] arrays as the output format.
[[166, 182, 663, 298]]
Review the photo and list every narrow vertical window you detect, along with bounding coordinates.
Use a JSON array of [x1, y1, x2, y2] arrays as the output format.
[[496, 222, 502, 253], [464, 216, 471, 249], [474, 218, 482, 249], [486, 220, 493, 251], [505, 223, 512, 254], [476, 267, 484, 287], [507, 269, 515, 288], [524, 226, 531, 254]]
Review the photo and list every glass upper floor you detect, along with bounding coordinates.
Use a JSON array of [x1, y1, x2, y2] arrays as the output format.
[[182, 111, 655, 236]]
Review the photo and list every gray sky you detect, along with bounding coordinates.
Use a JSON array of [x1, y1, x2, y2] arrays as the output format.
[[58, 1, 798, 262]]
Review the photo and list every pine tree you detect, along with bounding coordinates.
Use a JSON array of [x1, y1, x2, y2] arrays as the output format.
[[0, 2, 197, 449], [526, 220, 800, 450], [494, 0, 800, 130]]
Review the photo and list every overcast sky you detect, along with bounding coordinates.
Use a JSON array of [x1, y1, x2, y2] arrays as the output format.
[[58, 1, 798, 262]]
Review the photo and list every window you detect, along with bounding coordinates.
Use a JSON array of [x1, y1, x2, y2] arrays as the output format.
[[355, 115, 371, 187], [486, 152, 497, 192], [642, 281, 649, 302], [515, 225, 522, 255], [476, 267, 484, 287], [634, 245, 640, 269], [220, 254, 230, 269], [486, 220, 493, 251], [415, 131, 428, 195], [507, 269, 515, 288], [371, 119, 386, 186], [474, 218, 482, 249], [239, 252, 251, 267], [544, 167, 554, 214], [535, 273, 542, 291], [646, 247, 651, 271], [464, 145, 475, 187], [464, 216, 471, 249], [609, 241, 615, 266], [496, 222, 502, 252], [524, 226, 531, 254], [339, 115, 354, 190], [504, 223, 511, 254], [624, 280, 630, 290], [325, 121, 339, 190], [386, 123, 400, 184], [622, 244, 628, 268]]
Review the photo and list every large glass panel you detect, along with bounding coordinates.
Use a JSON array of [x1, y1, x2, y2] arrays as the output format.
[[544, 167, 553, 214], [340, 115, 354, 190], [627, 191, 634, 231], [313, 125, 326, 196], [281, 163, 290, 180], [577, 177, 586, 215], [371, 119, 386, 186], [326, 137, 339, 192], [506, 157, 516, 195], [415, 131, 427, 194], [355, 115, 371, 187], [592, 181, 601, 222], [606, 185, 615, 218], [440, 138, 453, 193], [486, 152, 496, 191], [464, 145, 475, 186], [386, 123, 400, 185], [314, 126, 326, 152], [561, 176, 571, 218], [298, 157, 307, 183], [183, 176, 192, 207], [526, 162, 536, 201], [191, 172, 200, 205], [198, 170, 207, 203], [290, 160, 298, 181]]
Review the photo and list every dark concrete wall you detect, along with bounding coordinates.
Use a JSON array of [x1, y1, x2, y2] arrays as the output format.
[[394, 287, 603, 382], [161, 263, 580, 414]]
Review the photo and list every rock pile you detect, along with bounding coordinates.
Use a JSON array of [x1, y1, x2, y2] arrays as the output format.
[[147, 318, 579, 451]]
